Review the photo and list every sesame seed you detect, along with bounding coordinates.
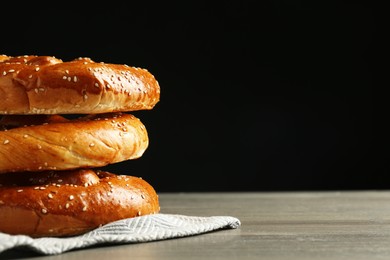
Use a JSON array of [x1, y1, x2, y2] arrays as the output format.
[[73, 76, 78, 82], [94, 83, 99, 88], [48, 193, 53, 199], [35, 67, 40, 71], [41, 208, 48, 214], [8, 69, 15, 73], [3, 139, 9, 144], [69, 195, 74, 200], [82, 206, 87, 211], [89, 143, 95, 147], [17, 189, 23, 192], [65, 203, 70, 209], [63, 76, 67, 80]]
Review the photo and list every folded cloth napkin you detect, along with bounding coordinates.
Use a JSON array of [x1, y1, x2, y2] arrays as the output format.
[[0, 213, 241, 255]]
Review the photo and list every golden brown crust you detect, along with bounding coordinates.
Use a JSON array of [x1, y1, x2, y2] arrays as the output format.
[[0, 112, 149, 173], [0, 169, 160, 237], [0, 55, 160, 114], [0, 54, 161, 238], [0, 55, 8, 62]]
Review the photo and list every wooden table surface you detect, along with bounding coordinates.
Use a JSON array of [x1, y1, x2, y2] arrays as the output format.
[[3, 191, 390, 260]]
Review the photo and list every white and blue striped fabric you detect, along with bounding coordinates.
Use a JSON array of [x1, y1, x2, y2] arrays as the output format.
[[0, 214, 241, 255]]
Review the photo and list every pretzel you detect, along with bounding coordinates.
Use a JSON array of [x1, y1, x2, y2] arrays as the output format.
[[0, 55, 160, 114], [0, 169, 160, 237], [0, 112, 148, 173]]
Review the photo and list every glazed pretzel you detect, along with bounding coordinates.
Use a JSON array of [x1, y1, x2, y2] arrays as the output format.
[[0, 55, 160, 114], [0, 169, 160, 237], [0, 112, 148, 173]]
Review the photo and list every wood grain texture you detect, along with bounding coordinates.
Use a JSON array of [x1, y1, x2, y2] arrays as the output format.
[[3, 191, 390, 259]]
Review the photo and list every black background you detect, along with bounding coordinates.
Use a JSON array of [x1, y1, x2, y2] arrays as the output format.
[[1, 1, 378, 192]]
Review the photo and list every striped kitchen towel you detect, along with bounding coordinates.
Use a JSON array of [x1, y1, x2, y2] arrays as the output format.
[[0, 214, 241, 255]]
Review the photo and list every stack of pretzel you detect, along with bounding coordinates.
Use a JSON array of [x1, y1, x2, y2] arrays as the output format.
[[0, 55, 161, 237]]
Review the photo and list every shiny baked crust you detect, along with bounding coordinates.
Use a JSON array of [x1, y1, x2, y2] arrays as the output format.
[[0, 54, 160, 238], [0, 112, 148, 173], [0, 169, 160, 237], [0, 55, 160, 114]]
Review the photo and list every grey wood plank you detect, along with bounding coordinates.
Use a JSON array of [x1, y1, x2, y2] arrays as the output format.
[[2, 191, 390, 260]]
